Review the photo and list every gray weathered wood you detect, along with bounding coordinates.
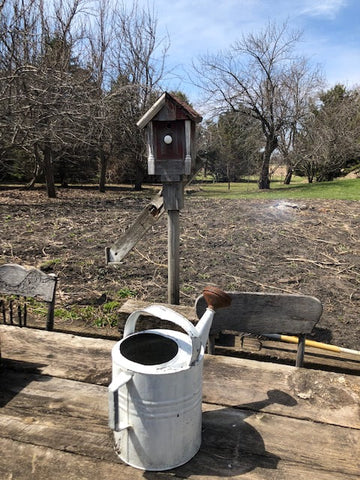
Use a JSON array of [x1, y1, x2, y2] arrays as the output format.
[[0, 264, 57, 330], [2, 436, 358, 480], [0, 325, 113, 384], [0, 371, 359, 479], [1, 327, 360, 479], [105, 191, 165, 264], [0, 264, 57, 303], [296, 333, 306, 367], [162, 182, 184, 210], [202, 355, 360, 429], [196, 292, 323, 335], [0, 438, 147, 480], [1, 326, 359, 428], [168, 209, 180, 304], [196, 291, 322, 366], [105, 156, 203, 264]]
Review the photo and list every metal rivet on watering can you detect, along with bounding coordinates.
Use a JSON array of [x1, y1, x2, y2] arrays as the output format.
[[108, 287, 231, 471]]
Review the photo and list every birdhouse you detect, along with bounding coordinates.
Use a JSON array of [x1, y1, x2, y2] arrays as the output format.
[[137, 92, 202, 180]]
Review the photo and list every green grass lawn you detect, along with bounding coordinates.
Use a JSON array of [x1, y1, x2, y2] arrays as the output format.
[[193, 177, 360, 201]]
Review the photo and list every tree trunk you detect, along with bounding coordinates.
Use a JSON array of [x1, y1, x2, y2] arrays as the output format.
[[58, 159, 69, 188], [284, 166, 293, 185], [258, 136, 278, 190], [25, 176, 37, 190], [203, 161, 208, 178], [99, 151, 107, 193], [134, 160, 143, 191], [25, 153, 42, 190], [43, 145, 56, 198], [258, 151, 271, 189]]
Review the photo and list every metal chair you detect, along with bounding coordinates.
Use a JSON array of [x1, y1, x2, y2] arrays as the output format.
[[0, 264, 57, 331], [195, 291, 323, 367]]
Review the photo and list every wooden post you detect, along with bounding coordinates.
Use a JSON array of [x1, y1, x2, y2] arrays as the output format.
[[168, 209, 180, 305], [296, 333, 306, 368], [134, 93, 202, 305]]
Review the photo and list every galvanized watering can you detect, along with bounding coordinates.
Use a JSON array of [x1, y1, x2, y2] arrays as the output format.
[[108, 286, 231, 471]]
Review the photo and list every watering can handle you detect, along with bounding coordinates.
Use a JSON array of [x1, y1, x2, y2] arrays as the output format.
[[108, 372, 133, 431], [123, 305, 202, 365]]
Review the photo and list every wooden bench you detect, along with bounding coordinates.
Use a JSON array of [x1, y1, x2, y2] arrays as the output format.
[[195, 292, 323, 367], [0, 264, 57, 331]]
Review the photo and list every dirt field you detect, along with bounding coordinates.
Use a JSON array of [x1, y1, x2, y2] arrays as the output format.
[[0, 186, 359, 350]]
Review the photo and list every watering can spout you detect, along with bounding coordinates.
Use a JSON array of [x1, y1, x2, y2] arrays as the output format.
[[196, 308, 216, 349], [196, 287, 232, 348]]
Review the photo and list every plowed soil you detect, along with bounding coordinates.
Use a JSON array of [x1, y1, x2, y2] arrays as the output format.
[[1, 186, 359, 350]]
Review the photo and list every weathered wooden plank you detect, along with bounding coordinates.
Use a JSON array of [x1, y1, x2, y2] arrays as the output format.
[[2, 436, 358, 480], [0, 372, 359, 478], [168, 209, 180, 304], [1, 326, 359, 428], [203, 355, 360, 429], [105, 158, 203, 264], [0, 413, 113, 460], [0, 370, 108, 420], [119, 299, 360, 373], [196, 403, 360, 478], [1, 437, 359, 480], [0, 264, 57, 303], [105, 191, 165, 263], [215, 337, 360, 374], [0, 437, 147, 480], [0, 373, 114, 462], [0, 325, 113, 384], [196, 292, 323, 334], [2, 356, 359, 441]]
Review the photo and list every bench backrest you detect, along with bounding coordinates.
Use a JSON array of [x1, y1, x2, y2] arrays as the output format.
[[0, 264, 57, 330], [195, 291, 323, 336]]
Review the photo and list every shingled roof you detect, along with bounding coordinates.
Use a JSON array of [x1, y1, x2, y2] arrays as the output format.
[[137, 91, 202, 129]]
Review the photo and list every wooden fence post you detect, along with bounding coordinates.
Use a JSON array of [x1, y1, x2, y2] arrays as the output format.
[[168, 209, 180, 305]]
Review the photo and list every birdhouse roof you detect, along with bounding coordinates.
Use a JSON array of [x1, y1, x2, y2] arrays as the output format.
[[137, 92, 202, 129]]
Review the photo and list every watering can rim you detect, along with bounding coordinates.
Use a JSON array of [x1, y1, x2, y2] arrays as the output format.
[[113, 329, 196, 375], [123, 304, 204, 366]]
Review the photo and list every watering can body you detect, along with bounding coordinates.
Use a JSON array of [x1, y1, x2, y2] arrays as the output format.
[[108, 304, 215, 471]]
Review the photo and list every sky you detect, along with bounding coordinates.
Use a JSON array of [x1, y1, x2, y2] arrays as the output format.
[[137, 0, 360, 103]]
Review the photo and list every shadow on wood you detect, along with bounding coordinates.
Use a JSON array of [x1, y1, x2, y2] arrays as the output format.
[[0, 360, 49, 407], [143, 389, 296, 478]]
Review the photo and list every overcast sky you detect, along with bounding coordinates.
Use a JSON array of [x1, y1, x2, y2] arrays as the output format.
[[138, 0, 360, 102]]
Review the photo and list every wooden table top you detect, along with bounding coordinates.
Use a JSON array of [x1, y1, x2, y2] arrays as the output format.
[[1, 325, 359, 479]]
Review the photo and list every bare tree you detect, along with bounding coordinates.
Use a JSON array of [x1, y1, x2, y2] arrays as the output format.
[[295, 85, 360, 182], [0, 0, 92, 197], [199, 111, 261, 185], [111, 1, 169, 190], [194, 21, 322, 189], [0, 0, 168, 194], [278, 58, 323, 184], [84, 0, 169, 192], [84, 0, 115, 192]]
